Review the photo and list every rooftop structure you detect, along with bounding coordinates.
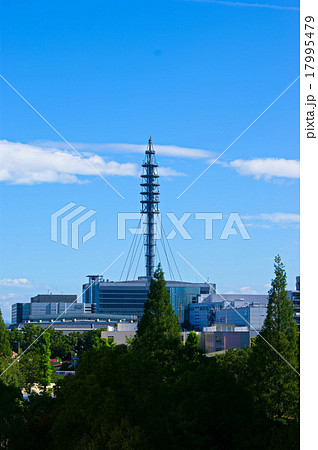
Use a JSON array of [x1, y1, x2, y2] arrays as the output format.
[[83, 276, 214, 326], [31, 294, 77, 303], [188, 293, 268, 332]]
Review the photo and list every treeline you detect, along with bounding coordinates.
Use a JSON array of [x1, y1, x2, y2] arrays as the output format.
[[0, 324, 108, 396], [7, 325, 106, 360], [0, 258, 299, 449]]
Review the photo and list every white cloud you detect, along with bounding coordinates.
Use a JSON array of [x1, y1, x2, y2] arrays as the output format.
[[0, 293, 30, 323], [239, 286, 258, 294], [0, 140, 185, 185], [37, 141, 214, 160], [185, 0, 299, 11], [223, 158, 300, 180], [242, 212, 299, 228], [244, 223, 272, 229], [0, 278, 34, 288], [158, 167, 186, 177], [260, 213, 300, 224]]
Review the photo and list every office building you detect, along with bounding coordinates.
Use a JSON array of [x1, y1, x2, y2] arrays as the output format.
[[11, 294, 78, 325], [288, 276, 300, 331], [200, 325, 250, 353], [11, 303, 24, 325], [188, 294, 268, 333], [83, 276, 213, 326], [30, 294, 77, 303], [215, 304, 267, 338]]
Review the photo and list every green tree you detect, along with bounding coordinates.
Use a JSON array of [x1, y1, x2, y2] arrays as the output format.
[[101, 336, 116, 349], [75, 329, 103, 356], [134, 265, 182, 373], [0, 308, 11, 358], [216, 346, 251, 381], [136, 264, 180, 340], [0, 380, 26, 449], [249, 255, 299, 420], [38, 333, 53, 392], [21, 324, 41, 352], [19, 350, 41, 394], [7, 326, 21, 353], [184, 330, 202, 363], [47, 328, 72, 360]]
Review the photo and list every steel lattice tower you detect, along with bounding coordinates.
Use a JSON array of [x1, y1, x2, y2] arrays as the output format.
[[141, 137, 160, 280]]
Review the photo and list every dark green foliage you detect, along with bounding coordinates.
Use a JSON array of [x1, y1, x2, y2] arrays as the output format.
[[7, 327, 21, 353], [184, 330, 202, 363], [249, 255, 299, 420], [133, 265, 182, 376], [0, 381, 26, 449], [171, 357, 258, 449], [19, 350, 41, 393], [0, 260, 300, 449], [20, 324, 41, 351], [0, 356, 23, 390], [216, 345, 251, 380], [22, 394, 55, 450], [52, 346, 157, 449], [0, 309, 11, 357], [136, 265, 181, 340], [38, 333, 53, 391]]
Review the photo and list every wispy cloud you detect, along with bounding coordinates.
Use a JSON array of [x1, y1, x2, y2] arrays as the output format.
[[239, 286, 258, 294], [259, 212, 300, 224], [0, 293, 30, 323], [37, 141, 215, 160], [243, 212, 300, 228], [221, 158, 300, 180], [0, 278, 34, 288], [159, 167, 186, 177], [184, 0, 299, 12], [0, 140, 185, 185]]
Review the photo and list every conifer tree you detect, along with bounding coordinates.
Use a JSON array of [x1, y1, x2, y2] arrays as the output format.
[[250, 255, 299, 420], [134, 265, 182, 369], [136, 264, 180, 340], [0, 308, 11, 358], [38, 333, 53, 392]]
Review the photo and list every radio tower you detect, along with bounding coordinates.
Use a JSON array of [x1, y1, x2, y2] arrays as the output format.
[[141, 137, 160, 280]]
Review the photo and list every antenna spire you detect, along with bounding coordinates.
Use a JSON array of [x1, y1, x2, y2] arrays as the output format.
[[140, 137, 160, 280]]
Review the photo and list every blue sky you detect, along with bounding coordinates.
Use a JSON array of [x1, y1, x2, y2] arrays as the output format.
[[0, 0, 300, 322]]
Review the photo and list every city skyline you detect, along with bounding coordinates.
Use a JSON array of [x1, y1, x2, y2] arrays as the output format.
[[0, 0, 300, 322]]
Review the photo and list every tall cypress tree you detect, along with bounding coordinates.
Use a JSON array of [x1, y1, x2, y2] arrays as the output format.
[[136, 264, 180, 340], [0, 308, 11, 358], [250, 255, 299, 420], [134, 265, 182, 369]]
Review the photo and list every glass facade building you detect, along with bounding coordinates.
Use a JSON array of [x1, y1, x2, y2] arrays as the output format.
[[82, 276, 214, 326], [11, 303, 24, 325], [188, 294, 269, 331], [215, 305, 268, 338]]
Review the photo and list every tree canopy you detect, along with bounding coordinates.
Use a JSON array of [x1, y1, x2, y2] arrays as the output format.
[[249, 255, 300, 420], [0, 309, 11, 358]]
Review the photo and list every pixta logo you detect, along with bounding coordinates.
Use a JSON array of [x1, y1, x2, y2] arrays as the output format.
[[117, 212, 250, 240], [51, 202, 97, 249]]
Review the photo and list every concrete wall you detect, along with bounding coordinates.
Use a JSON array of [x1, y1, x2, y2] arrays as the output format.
[[101, 330, 136, 345]]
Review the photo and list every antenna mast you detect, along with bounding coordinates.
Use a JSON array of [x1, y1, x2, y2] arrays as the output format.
[[140, 137, 160, 280]]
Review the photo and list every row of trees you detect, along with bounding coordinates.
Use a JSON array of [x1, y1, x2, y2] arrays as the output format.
[[7, 325, 106, 360], [0, 256, 299, 449], [0, 314, 53, 394]]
